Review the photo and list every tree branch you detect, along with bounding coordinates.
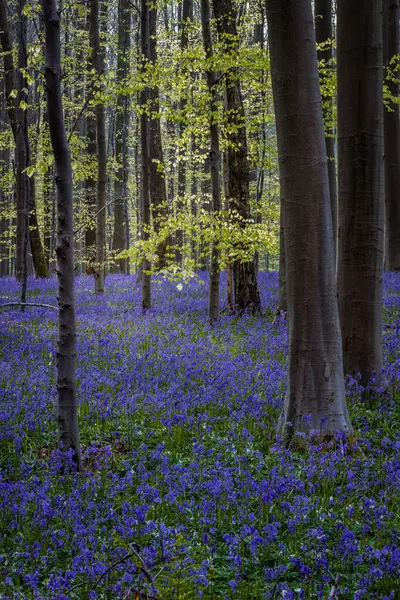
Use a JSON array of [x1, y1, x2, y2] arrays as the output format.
[[0, 302, 57, 311]]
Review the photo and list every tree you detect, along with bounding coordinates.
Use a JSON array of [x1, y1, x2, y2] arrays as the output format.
[[149, 5, 171, 269], [200, 0, 221, 322], [337, 0, 384, 383], [265, 0, 352, 441], [213, 0, 261, 314], [175, 0, 192, 265], [112, 0, 131, 273], [383, 0, 400, 271], [90, 0, 107, 293], [315, 0, 337, 258], [0, 0, 28, 292], [42, 0, 82, 468], [141, 0, 151, 311]]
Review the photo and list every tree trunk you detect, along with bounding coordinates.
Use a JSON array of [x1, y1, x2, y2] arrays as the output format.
[[42, 0, 82, 469], [141, 0, 151, 311], [201, 0, 221, 323], [112, 0, 131, 273], [278, 203, 287, 313], [29, 176, 49, 278], [337, 0, 384, 383], [149, 6, 171, 270], [0, 0, 29, 295], [214, 0, 261, 314], [383, 0, 400, 271], [315, 0, 338, 258], [266, 0, 352, 441], [90, 0, 107, 293], [175, 0, 191, 265]]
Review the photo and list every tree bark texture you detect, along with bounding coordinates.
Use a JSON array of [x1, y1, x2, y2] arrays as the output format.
[[337, 0, 384, 383], [149, 6, 171, 270], [266, 0, 352, 441], [141, 0, 151, 311], [112, 0, 131, 273], [0, 0, 28, 289], [214, 0, 261, 314], [315, 0, 338, 259], [90, 0, 107, 293], [201, 0, 221, 323], [175, 0, 191, 265], [383, 0, 400, 270], [42, 0, 82, 468]]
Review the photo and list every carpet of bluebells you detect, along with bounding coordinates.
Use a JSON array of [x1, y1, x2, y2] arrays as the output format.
[[0, 272, 400, 600]]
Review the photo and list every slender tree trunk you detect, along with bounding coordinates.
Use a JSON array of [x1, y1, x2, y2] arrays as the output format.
[[0, 0, 28, 295], [141, 0, 151, 311], [149, 6, 171, 269], [29, 175, 49, 277], [42, 0, 81, 468], [201, 0, 221, 322], [278, 203, 287, 312], [315, 0, 338, 258], [383, 0, 400, 271], [337, 0, 384, 383], [112, 0, 131, 273], [175, 0, 191, 265], [90, 0, 107, 293], [214, 0, 261, 314], [266, 0, 352, 441]]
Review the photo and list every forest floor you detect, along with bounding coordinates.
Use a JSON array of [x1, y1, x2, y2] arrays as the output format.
[[0, 273, 399, 600]]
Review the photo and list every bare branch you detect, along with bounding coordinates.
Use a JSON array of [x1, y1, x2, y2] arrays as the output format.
[[0, 302, 57, 311]]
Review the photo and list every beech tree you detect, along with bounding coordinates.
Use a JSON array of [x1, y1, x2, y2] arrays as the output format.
[[141, 0, 151, 311], [112, 0, 131, 274], [42, 0, 81, 467], [266, 0, 352, 440], [337, 0, 384, 383], [200, 0, 220, 323], [383, 0, 400, 271], [90, 0, 107, 293], [213, 0, 261, 314], [315, 0, 337, 257]]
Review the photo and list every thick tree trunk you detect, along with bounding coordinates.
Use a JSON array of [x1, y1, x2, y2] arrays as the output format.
[[214, 0, 261, 314], [337, 0, 384, 383], [315, 0, 338, 258], [383, 0, 400, 271], [42, 0, 81, 468], [112, 0, 131, 273], [266, 0, 352, 441], [90, 0, 107, 293], [141, 0, 151, 311], [201, 0, 221, 323], [149, 6, 171, 270]]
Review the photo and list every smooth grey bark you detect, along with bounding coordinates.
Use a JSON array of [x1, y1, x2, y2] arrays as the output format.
[[112, 0, 131, 273], [42, 0, 81, 468], [383, 0, 400, 271], [175, 0, 191, 265], [315, 0, 338, 258], [266, 0, 352, 441], [201, 0, 221, 323], [214, 0, 261, 314], [337, 0, 384, 383], [141, 0, 151, 311], [90, 0, 107, 293], [149, 6, 171, 270], [0, 0, 28, 293]]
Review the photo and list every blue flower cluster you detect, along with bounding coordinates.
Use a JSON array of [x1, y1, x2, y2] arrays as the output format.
[[0, 273, 399, 599]]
